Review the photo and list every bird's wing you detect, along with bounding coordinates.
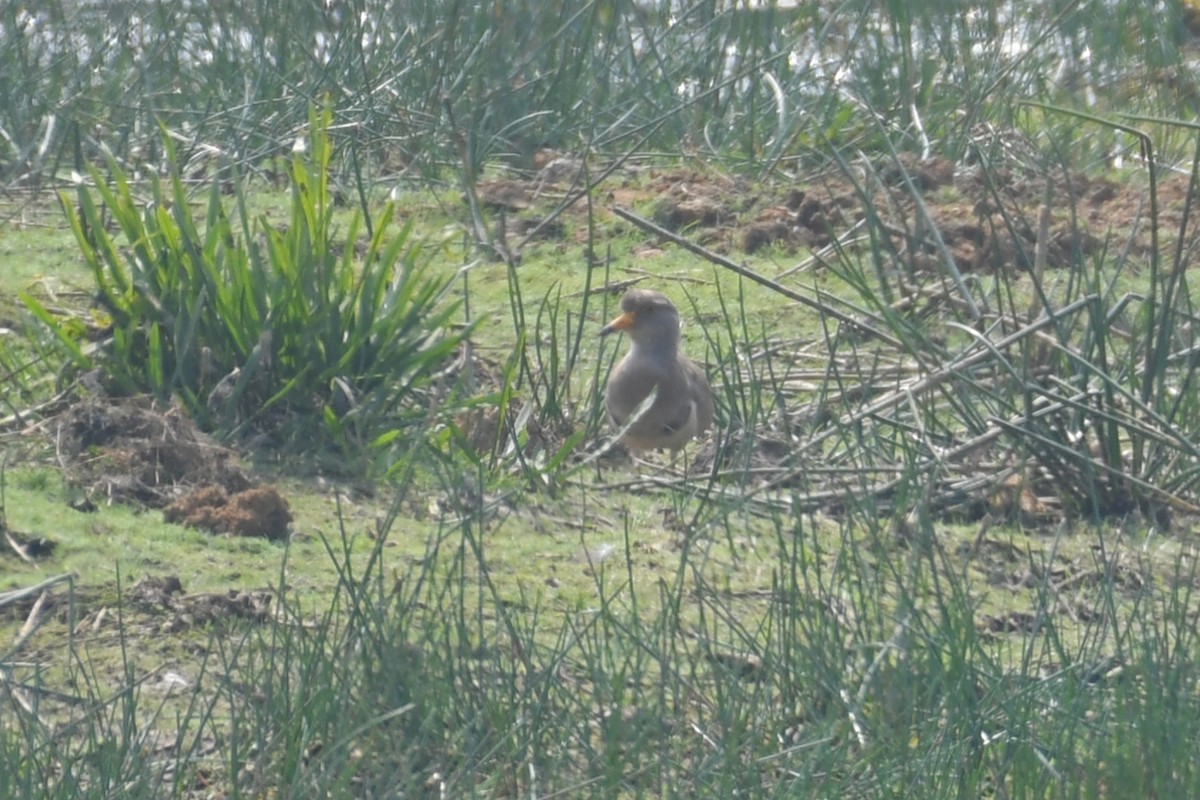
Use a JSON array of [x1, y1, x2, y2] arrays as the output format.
[[658, 389, 697, 436], [686, 358, 715, 434]]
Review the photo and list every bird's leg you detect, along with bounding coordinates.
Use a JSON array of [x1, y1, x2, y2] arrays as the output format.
[[630, 451, 662, 470], [670, 446, 697, 480], [632, 447, 686, 476]]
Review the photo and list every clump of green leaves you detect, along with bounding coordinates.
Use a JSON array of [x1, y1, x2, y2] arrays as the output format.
[[23, 106, 470, 462]]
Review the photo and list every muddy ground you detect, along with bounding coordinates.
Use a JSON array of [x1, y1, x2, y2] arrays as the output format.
[[484, 144, 1189, 277]]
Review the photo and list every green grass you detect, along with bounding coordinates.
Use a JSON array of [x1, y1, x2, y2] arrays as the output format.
[[0, 467, 367, 596], [7, 473, 1196, 796], [8, 0, 1200, 797], [8, 161, 1200, 795]]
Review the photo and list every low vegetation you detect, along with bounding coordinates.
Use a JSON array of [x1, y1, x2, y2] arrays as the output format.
[[4, 1, 1200, 797]]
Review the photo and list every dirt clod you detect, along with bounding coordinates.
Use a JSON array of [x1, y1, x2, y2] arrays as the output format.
[[653, 197, 730, 231], [130, 574, 185, 607], [122, 574, 273, 631], [160, 589, 273, 632], [164, 484, 292, 540]]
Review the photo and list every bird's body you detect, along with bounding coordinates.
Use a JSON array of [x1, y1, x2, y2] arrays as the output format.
[[600, 289, 714, 455]]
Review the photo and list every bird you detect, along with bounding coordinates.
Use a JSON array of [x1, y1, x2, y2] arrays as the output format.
[[600, 288, 715, 457]]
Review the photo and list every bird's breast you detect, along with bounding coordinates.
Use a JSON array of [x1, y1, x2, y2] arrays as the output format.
[[605, 356, 661, 416]]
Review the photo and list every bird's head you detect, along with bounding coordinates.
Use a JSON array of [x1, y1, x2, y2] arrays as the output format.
[[600, 289, 682, 352]]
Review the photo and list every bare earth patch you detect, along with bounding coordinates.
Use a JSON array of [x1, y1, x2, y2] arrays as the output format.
[[128, 574, 274, 632], [53, 395, 291, 539], [489, 149, 1179, 271], [57, 396, 251, 507]]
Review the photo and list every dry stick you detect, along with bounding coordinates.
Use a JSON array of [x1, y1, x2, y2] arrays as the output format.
[[610, 206, 904, 349], [819, 299, 1090, 444], [3, 531, 35, 564], [11, 590, 51, 652], [730, 297, 1097, 509], [1030, 199, 1051, 320], [1, 679, 45, 728], [0, 389, 74, 432], [810, 370, 1198, 518], [990, 416, 1200, 513]]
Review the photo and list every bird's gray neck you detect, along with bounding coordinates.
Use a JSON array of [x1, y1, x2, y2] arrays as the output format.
[[628, 336, 679, 365]]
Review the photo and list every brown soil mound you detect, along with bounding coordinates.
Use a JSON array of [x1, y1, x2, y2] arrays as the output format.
[[628, 154, 1175, 270], [163, 484, 292, 540], [58, 396, 251, 507], [55, 396, 291, 539], [489, 142, 1183, 273]]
